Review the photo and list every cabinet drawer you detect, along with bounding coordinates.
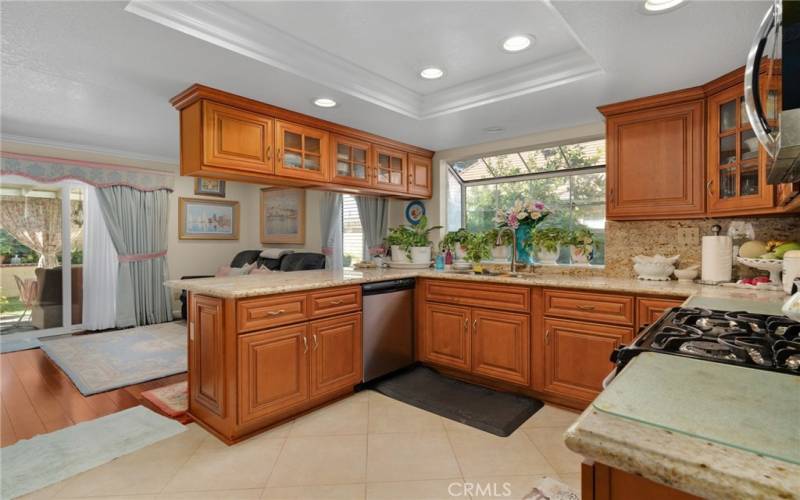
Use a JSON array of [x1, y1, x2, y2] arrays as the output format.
[[309, 286, 362, 318], [237, 293, 309, 332], [543, 289, 633, 326], [636, 297, 685, 330], [424, 279, 530, 313]]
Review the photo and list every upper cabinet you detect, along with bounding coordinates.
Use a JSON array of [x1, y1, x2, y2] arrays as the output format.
[[202, 101, 274, 174], [275, 120, 329, 182], [602, 93, 706, 220], [170, 84, 434, 199], [600, 64, 797, 220]]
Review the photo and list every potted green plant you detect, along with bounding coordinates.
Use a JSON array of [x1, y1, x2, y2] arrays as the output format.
[[530, 227, 567, 265], [461, 231, 493, 272], [439, 228, 470, 260], [564, 226, 595, 264], [386, 215, 442, 264], [487, 228, 514, 261]]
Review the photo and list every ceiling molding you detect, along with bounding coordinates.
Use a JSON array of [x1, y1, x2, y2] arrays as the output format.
[[125, 0, 604, 120]]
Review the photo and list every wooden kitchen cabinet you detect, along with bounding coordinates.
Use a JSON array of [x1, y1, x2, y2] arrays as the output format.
[[309, 313, 362, 400], [582, 462, 699, 500], [407, 154, 433, 197], [275, 120, 329, 182], [330, 135, 371, 188], [421, 302, 471, 372], [189, 295, 227, 419], [542, 318, 633, 403], [636, 297, 684, 330], [372, 145, 407, 193], [601, 93, 706, 220], [202, 101, 274, 174], [237, 324, 309, 424], [471, 309, 530, 386]]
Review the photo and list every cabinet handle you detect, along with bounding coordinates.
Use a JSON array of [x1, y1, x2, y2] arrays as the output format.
[[267, 309, 286, 317], [328, 300, 344, 305], [576, 305, 595, 311], [472, 319, 477, 334], [545, 329, 550, 345], [706, 180, 714, 196], [266, 145, 271, 161], [277, 148, 282, 163], [464, 318, 469, 333], [189, 323, 195, 341], [302, 335, 308, 353], [609, 188, 615, 205], [312, 334, 319, 350]]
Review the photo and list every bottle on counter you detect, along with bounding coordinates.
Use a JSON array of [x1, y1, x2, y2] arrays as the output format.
[[435, 252, 445, 271]]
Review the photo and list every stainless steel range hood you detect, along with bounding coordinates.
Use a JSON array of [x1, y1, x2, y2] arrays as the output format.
[[745, 0, 800, 184]]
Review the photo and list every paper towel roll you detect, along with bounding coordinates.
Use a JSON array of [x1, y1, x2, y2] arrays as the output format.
[[702, 235, 733, 282]]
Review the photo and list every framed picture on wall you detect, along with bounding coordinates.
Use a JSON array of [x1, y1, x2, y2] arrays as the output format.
[[178, 197, 239, 240], [194, 177, 226, 197], [260, 188, 305, 244]]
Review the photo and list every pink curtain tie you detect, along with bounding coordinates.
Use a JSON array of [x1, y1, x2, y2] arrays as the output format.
[[118, 250, 167, 263], [321, 247, 334, 256]]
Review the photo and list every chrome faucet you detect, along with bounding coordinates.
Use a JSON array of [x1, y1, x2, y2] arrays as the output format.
[[496, 227, 518, 273]]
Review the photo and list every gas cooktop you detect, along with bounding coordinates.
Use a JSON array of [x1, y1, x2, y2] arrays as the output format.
[[614, 307, 800, 375]]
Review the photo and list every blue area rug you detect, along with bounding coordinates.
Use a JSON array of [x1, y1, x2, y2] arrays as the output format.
[[0, 406, 186, 499], [40, 321, 187, 395], [0, 336, 41, 353]]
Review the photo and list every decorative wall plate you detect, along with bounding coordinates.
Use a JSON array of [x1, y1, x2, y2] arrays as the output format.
[[405, 201, 426, 225]]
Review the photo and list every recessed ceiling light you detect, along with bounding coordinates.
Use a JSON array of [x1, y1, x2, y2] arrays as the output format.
[[313, 97, 337, 108], [484, 126, 505, 134], [642, 0, 685, 13], [502, 35, 533, 53], [419, 67, 445, 80]]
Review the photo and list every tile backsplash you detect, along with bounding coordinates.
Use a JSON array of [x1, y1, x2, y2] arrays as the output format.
[[604, 217, 800, 279]]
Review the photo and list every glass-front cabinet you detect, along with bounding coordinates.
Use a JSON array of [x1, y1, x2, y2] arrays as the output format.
[[707, 76, 780, 214], [275, 120, 329, 182], [372, 145, 407, 193], [330, 135, 371, 188]]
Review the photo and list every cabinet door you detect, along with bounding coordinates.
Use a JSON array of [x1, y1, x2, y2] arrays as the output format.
[[420, 302, 471, 372], [309, 313, 362, 400], [605, 100, 705, 219], [330, 135, 372, 188], [636, 297, 684, 331], [372, 145, 407, 193], [238, 324, 309, 424], [543, 318, 633, 403], [471, 309, 530, 386], [706, 83, 775, 214], [190, 295, 227, 417], [407, 154, 433, 197], [202, 101, 274, 174], [275, 120, 329, 182]]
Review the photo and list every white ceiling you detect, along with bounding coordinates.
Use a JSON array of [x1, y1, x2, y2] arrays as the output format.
[[0, 1, 770, 164]]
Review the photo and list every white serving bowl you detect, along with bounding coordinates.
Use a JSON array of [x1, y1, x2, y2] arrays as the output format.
[[632, 254, 679, 281]]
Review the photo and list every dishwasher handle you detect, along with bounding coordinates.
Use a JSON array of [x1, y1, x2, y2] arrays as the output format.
[[362, 278, 416, 295]]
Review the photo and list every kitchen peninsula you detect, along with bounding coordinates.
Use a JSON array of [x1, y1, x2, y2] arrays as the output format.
[[165, 268, 789, 443]]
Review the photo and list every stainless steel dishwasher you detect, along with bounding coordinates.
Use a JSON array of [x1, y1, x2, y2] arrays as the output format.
[[362, 278, 415, 382]]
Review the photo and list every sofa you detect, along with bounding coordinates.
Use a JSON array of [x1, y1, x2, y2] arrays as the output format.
[[178, 251, 326, 319]]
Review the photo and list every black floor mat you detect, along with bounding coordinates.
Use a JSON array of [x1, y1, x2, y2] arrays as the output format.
[[368, 365, 543, 437]]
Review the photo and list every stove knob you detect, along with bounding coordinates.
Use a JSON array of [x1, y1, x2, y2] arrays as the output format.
[[610, 346, 625, 363]]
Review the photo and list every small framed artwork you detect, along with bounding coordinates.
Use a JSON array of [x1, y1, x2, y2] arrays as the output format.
[[260, 188, 305, 244], [178, 197, 239, 240], [194, 177, 226, 197]]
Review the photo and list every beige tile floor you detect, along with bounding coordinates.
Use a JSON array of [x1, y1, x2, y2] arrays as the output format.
[[21, 391, 583, 500]]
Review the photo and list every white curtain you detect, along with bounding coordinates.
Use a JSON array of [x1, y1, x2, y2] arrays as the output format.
[[320, 192, 343, 270], [82, 187, 118, 330], [355, 196, 389, 256]]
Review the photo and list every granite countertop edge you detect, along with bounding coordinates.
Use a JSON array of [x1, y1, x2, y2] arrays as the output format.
[[564, 408, 800, 500]]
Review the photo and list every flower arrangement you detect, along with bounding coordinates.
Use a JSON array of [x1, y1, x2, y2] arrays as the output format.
[[564, 226, 595, 263], [493, 200, 550, 231]]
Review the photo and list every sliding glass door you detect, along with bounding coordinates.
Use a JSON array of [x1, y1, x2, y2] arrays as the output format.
[[0, 179, 85, 338]]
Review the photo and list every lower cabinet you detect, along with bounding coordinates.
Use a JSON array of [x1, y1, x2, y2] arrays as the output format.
[[309, 313, 362, 400], [189, 295, 226, 419], [582, 462, 699, 500], [542, 318, 633, 403], [238, 323, 310, 424], [636, 297, 684, 330], [421, 301, 530, 386]]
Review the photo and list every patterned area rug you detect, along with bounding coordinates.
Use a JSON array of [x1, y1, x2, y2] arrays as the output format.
[[142, 381, 188, 420], [40, 321, 187, 396]]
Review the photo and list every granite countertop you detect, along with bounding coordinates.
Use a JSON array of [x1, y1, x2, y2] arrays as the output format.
[[564, 353, 800, 499], [165, 268, 790, 313]]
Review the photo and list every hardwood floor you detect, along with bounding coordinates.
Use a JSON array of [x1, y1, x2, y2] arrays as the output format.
[[0, 348, 187, 447]]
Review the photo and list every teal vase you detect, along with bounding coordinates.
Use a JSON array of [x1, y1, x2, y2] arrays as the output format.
[[515, 226, 532, 264]]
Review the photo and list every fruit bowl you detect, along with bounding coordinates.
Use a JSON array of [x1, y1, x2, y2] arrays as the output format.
[[736, 257, 783, 284]]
